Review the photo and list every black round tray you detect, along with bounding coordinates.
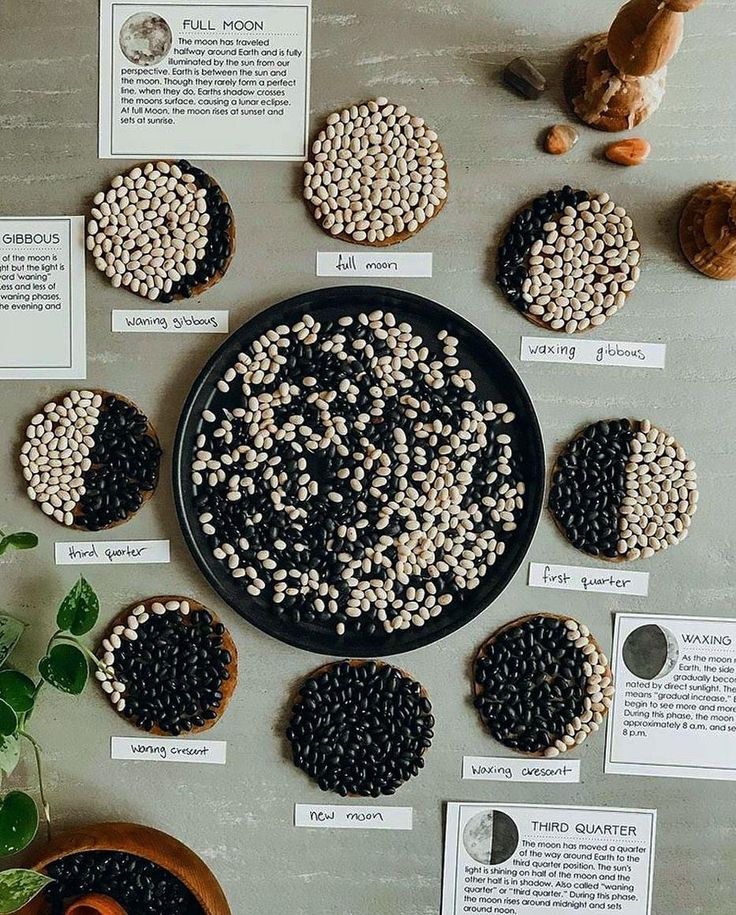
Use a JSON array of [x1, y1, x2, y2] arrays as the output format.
[[173, 285, 545, 656]]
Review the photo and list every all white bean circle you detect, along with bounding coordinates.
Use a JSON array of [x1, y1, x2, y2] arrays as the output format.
[[304, 97, 448, 245]]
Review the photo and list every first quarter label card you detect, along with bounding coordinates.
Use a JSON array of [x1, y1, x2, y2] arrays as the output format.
[[99, 0, 312, 159]]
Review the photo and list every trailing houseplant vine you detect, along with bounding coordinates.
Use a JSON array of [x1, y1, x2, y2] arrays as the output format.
[[0, 528, 102, 913]]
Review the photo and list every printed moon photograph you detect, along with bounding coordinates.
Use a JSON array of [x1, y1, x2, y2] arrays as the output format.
[[119, 12, 173, 67], [462, 809, 519, 866], [622, 624, 680, 680]]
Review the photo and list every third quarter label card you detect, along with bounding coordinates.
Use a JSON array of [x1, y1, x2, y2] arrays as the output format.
[[442, 802, 656, 915], [99, 0, 312, 159]]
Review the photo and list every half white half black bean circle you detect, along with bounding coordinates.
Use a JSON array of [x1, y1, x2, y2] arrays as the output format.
[[549, 418, 698, 561], [497, 186, 641, 333], [473, 614, 613, 757], [20, 390, 161, 531], [86, 159, 235, 302], [286, 659, 434, 796], [96, 596, 238, 737]]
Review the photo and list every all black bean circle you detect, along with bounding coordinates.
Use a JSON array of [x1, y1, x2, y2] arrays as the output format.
[[286, 660, 434, 797]]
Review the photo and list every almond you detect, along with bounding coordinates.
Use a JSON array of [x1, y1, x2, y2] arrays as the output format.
[[605, 138, 651, 166], [544, 124, 579, 156]]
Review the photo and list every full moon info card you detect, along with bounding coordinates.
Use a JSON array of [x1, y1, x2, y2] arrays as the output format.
[[606, 613, 736, 780], [99, 0, 311, 159], [442, 802, 656, 915]]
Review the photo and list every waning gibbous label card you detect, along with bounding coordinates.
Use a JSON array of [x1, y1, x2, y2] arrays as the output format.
[[442, 802, 656, 915], [99, 0, 312, 160], [605, 613, 736, 780]]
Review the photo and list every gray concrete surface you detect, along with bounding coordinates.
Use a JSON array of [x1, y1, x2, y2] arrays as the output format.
[[1, 1, 735, 912]]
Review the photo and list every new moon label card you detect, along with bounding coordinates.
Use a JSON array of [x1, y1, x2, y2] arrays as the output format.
[[606, 613, 736, 780], [99, 0, 311, 159], [442, 803, 656, 915]]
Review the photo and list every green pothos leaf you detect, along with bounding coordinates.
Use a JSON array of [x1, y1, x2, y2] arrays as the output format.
[[0, 616, 25, 670], [0, 671, 36, 716], [0, 700, 17, 738], [38, 644, 88, 695], [56, 577, 100, 636], [0, 868, 52, 914], [0, 533, 38, 556], [0, 791, 38, 856], [0, 735, 21, 778]]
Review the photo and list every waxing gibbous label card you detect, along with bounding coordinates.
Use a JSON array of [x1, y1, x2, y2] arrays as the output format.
[[0, 217, 86, 380], [442, 802, 656, 915], [99, 0, 311, 159], [520, 337, 666, 369], [605, 613, 736, 780]]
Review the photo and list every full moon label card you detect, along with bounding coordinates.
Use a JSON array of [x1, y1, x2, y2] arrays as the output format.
[[442, 803, 656, 915], [98, 0, 311, 159], [605, 613, 736, 780]]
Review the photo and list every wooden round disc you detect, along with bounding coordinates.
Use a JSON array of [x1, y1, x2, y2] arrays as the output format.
[[97, 596, 238, 737], [19, 822, 230, 915], [88, 161, 235, 301], [304, 100, 448, 247], [287, 659, 432, 796], [564, 34, 665, 133], [499, 190, 641, 334], [20, 389, 160, 533], [472, 613, 613, 758], [548, 418, 696, 563], [679, 181, 736, 280]]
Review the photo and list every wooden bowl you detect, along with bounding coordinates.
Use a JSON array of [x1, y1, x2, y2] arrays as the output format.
[[287, 659, 432, 796], [88, 161, 236, 301], [20, 390, 160, 533], [97, 596, 238, 736], [472, 612, 613, 757], [19, 822, 230, 915], [304, 100, 447, 247]]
